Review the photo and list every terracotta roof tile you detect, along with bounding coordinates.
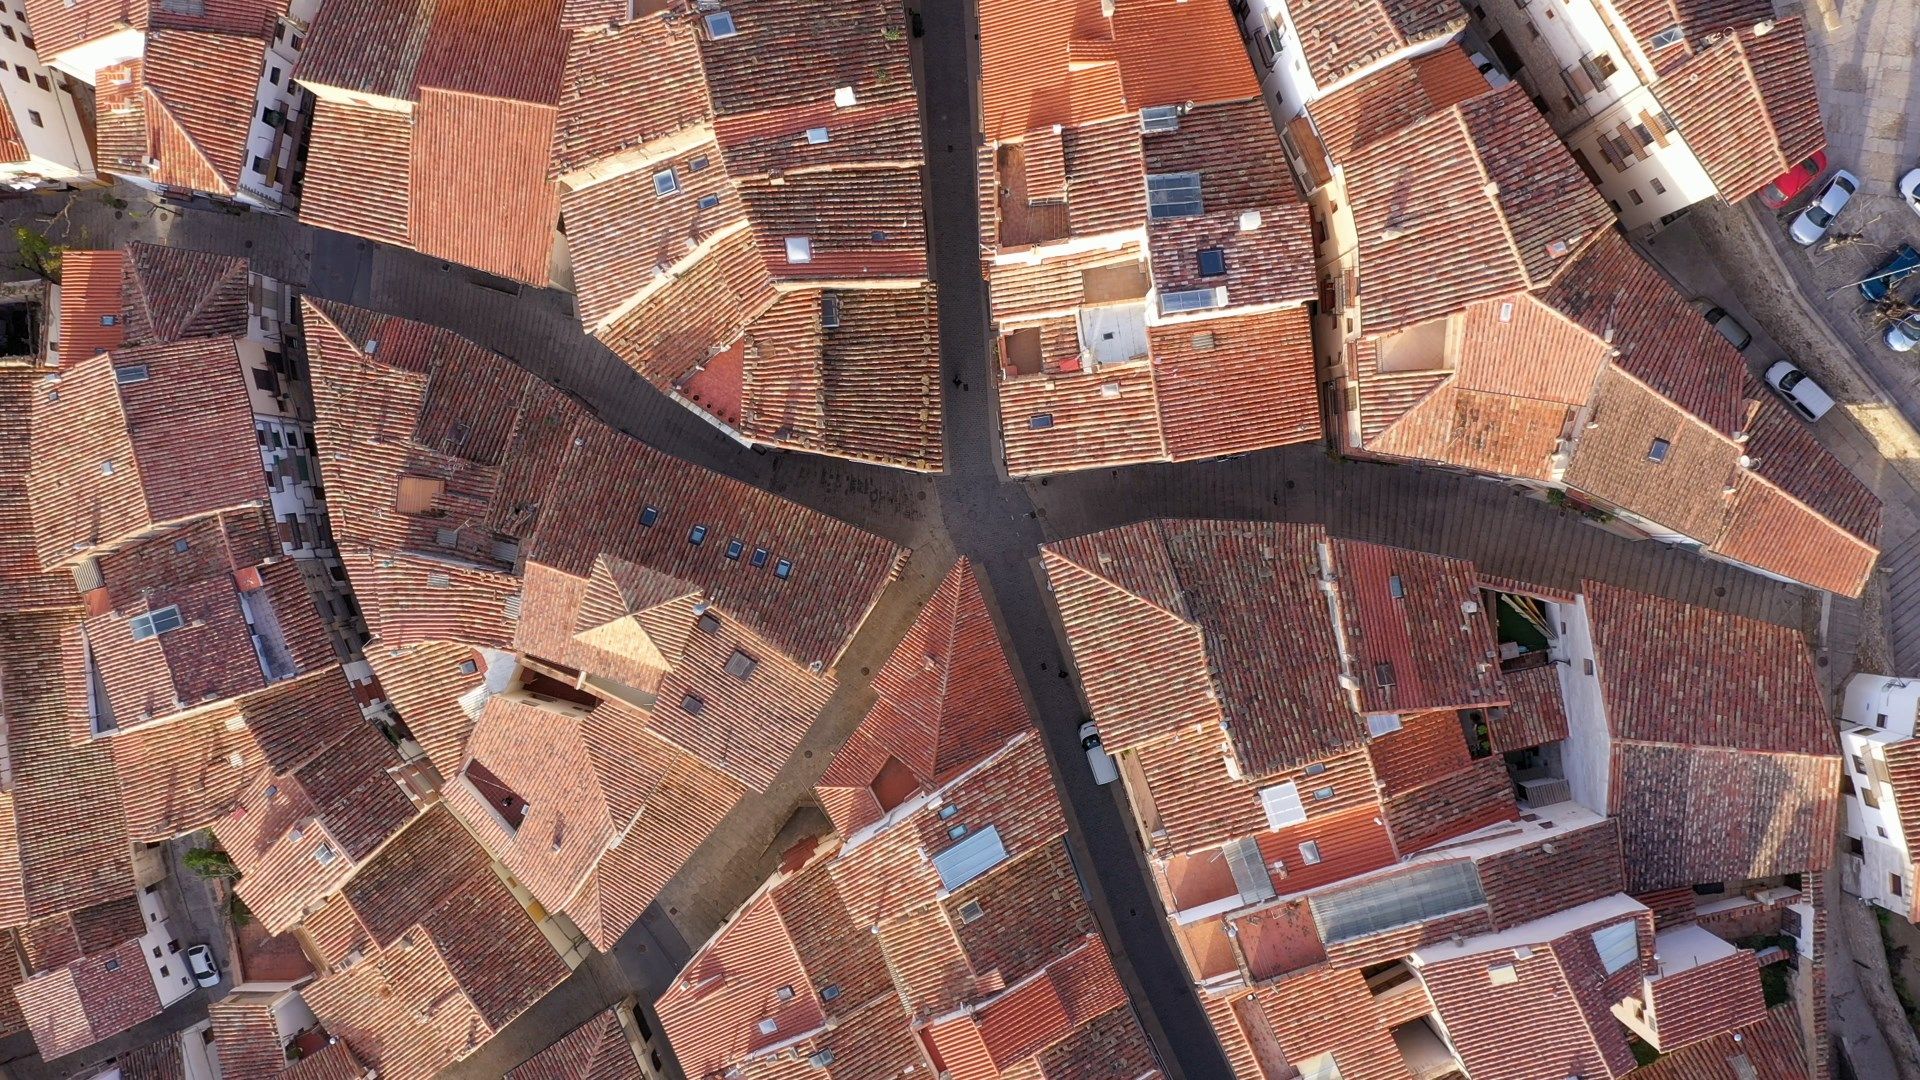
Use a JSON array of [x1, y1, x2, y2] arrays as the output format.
[[298, 99, 413, 248], [1585, 581, 1830, 754], [1564, 368, 1737, 540], [558, 136, 746, 331], [0, 370, 71, 613], [94, 60, 148, 178], [1626, 1002, 1809, 1079], [1330, 539, 1505, 714], [139, 31, 267, 196], [1740, 386, 1880, 543], [14, 938, 163, 1060], [23, 0, 280, 61], [696, 0, 916, 120], [1714, 471, 1878, 597], [552, 15, 707, 175], [1474, 816, 1626, 930], [1150, 309, 1321, 460], [999, 364, 1165, 476], [119, 242, 253, 346], [1308, 42, 1491, 164], [1642, 938, 1769, 1051], [29, 339, 261, 567], [55, 250, 127, 362], [365, 642, 486, 778], [210, 994, 287, 1079], [410, 89, 558, 284], [1651, 18, 1823, 203], [507, 1007, 642, 1080], [1366, 385, 1572, 480], [1252, 967, 1410, 1077], [817, 560, 1029, 834], [595, 223, 777, 385], [1382, 756, 1519, 853], [1487, 662, 1570, 752], [2, 614, 138, 921], [1280, 0, 1463, 86]]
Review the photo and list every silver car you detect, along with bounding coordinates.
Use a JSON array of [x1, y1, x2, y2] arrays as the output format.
[[1789, 170, 1859, 245], [1887, 315, 1920, 353]]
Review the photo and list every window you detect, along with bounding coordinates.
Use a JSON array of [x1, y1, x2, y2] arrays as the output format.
[[1366, 713, 1401, 737], [688, 524, 708, 545], [1649, 177, 1667, 196], [1374, 661, 1395, 687], [1651, 24, 1684, 48], [1029, 413, 1055, 429], [680, 692, 705, 715], [32, 73, 46, 91], [129, 605, 185, 641], [947, 823, 967, 838], [640, 505, 660, 527], [1303, 762, 1326, 776], [704, 10, 737, 37], [1894, 875, 1905, 898], [833, 85, 857, 107], [1880, 713, 1891, 728], [1591, 921, 1637, 974], [1855, 754, 1869, 775], [958, 899, 985, 923], [785, 236, 813, 264], [251, 155, 268, 174], [313, 843, 337, 866], [457, 658, 479, 675], [1139, 104, 1181, 132], [2, 24, 12, 38], [724, 538, 745, 560], [751, 547, 770, 568], [101, 314, 119, 326], [268, 66, 281, 84], [1387, 574, 1405, 599], [1196, 247, 1227, 277], [100, 460, 115, 476], [173, 538, 190, 554], [1146, 172, 1203, 219], [725, 649, 759, 680], [821, 293, 841, 329], [939, 803, 959, 819], [1260, 781, 1307, 830], [26, 109, 39, 127], [653, 169, 679, 196], [1647, 438, 1670, 463], [774, 559, 793, 580], [689, 155, 710, 172], [1160, 287, 1224, 314], [1583, 658, 1595, 676], [697, 193, 720, 210], [104, 958, 121, 972], [1849, 835, 1865, 856], [115, 363, 150, 384], [1299, 840, 1322, 865], [757, 1018, 778, 1035], [1628, 189, 1644, 206], [1312, 786, 1335, 801], [805, 126, 830, 144], [819, 984, 841, 1001]]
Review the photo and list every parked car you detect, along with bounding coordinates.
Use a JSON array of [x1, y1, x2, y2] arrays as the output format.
[[1079, 721, 1119, 785], [1688, 299, 1752, 350], [1759, 150, 1828, 209], [1764, 360, 1836, 422], [1862, 244, 1920, 303], [1902, 168, 1920, 218], [1789, 169, 1859, 245], [1887, 314, 1920, 353], [185, 944, 219, 988]]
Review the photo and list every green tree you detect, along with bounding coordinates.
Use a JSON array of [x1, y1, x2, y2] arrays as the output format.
[[13, 227, 61, 281], [183, 846, 239, 879]]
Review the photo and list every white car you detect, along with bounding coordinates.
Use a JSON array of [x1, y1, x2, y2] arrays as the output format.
[[1764, 360, 1836, 422], [1888, 314, 1920, 352], [185, 944, 219, 988], [1079, 722, 1119, 786], [1901, 168, 1920, 219], [1789, 170, 1859, 245], [1689, 299, 1752, 351]]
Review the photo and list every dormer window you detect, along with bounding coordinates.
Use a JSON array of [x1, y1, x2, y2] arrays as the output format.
[[725, 649, 759, 681], [805, 127, 830, 144]]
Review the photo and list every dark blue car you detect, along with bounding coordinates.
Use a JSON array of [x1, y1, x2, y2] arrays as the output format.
[[1862, 244, 1920, 302]]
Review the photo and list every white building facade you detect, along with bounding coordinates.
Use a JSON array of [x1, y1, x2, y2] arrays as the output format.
[[1838, 673, 1920, 916]]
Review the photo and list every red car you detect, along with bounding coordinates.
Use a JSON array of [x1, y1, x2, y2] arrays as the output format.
[[1759, 150, 1828, 209]]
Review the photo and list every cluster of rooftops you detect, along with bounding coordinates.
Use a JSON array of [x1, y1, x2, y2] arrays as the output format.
[[0, 0, 1878, 1076]]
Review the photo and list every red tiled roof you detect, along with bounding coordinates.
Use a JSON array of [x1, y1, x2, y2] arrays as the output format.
[[507, 1007, 642, 1080], [999, 364, 1165, 476], [1488, 662, 1570, 752], [1419, 904, 1649, 1080], [1045, 521, 1357, 775], [410, 89, 558, 284], [14, 938, 163, 1060], [1308, 42, 1492, 164], [551, 14, 707, 175], [296, 0, 566, 103], [120, 242, 253, 346], [1649, 18, 1825, 203], [365, 642, 486, 779], [298, 99, 413, 248], [0, 369, 71, 614], [1279, 0, 1465, 86], [210, 994, 287, 1079], [1714, 471, 1879, 597], [1643, 941, 1769, 1051], [23, 0, 281, 60], [1474, 815, 1627, 930], [1627, 1002, 1810, 1079], [1348, 84, 1609, 333], [1, 614, 138, 922], [55, 250, 127, 362], [1150, 309, 1322, 461], [817, 559, 1029, 835], [1330, 539, 1505, 714], [978, 0, 1255, 141], [1584, 581, 1831, 755], [29, 339, 260, 568], [1563, 368, 1738, 542], [139, 31, 267, 196]]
